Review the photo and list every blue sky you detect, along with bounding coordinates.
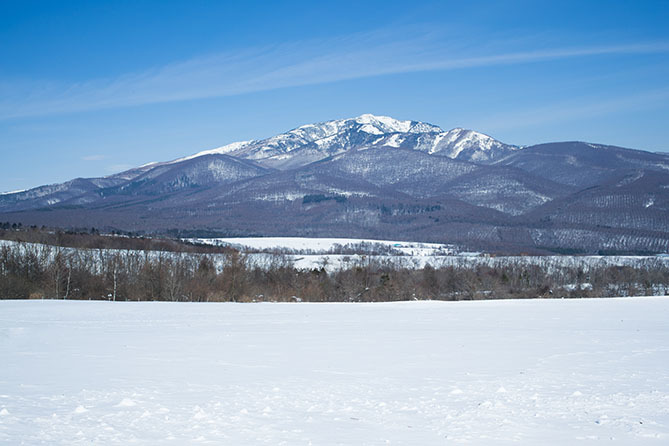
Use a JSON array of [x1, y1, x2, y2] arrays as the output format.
[[1, 0, 668, 192]]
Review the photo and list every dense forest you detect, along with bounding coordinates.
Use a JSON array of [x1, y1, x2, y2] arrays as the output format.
[[1, 227, 668, 302]]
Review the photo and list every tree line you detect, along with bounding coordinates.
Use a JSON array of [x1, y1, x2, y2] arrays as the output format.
[[0, 225, 233, 253], [1, 239, 668, 302]]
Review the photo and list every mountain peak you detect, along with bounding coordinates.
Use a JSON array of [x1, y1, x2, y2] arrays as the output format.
[[433, 127, 519, 161], [172, 115, 514, 169], [354, 113, 443, 134]]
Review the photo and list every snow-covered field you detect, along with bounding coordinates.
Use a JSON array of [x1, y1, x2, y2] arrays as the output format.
[[3, 238, 669, 276], [274, 253, 669, 273], [190, 236, 669, 272], [189, 236, 457, 256], [2, 298, 669, 444]]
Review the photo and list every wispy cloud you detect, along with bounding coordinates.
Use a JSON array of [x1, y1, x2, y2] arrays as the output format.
[[2, 29, 668, 120]]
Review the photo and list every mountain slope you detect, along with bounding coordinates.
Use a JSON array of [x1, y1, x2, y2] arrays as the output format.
[[526, 169, 669, 233], [0, 177, 125, 212], [179, 114, 518, 169], [0, 114, 517, 213], [437, 167, 575, 216], [495, 141, 669, 187], [1, 114, 668, 254], [103, 154, 270, 196]]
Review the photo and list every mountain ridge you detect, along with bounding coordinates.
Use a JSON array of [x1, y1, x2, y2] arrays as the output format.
[[168, 114, 519, 169], [1, 114, 668, 254]]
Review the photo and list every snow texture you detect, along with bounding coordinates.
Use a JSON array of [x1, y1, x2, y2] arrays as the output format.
[[190, 236, 454, 256], [2, 239, 668, 276], [169, 114, 516, 170], [2, 298, 669, 444]]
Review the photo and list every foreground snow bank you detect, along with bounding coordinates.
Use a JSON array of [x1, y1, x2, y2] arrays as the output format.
[[1, 298, 669, 444]]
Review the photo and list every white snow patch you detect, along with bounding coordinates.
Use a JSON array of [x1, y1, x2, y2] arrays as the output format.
[[116, 398, 136, 407], [173, 140, 253, 163], [2, 298, 669, 443], [359, 124, 384, 135], [254, 192, 303, 202], [384, 134, 402, 148], [356, 114, 413, 133], [190, 237, 454, 256], [0, 189, 26, 195]]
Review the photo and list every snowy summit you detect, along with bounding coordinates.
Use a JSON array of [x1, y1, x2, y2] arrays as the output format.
[[175, 114, 518, 169]]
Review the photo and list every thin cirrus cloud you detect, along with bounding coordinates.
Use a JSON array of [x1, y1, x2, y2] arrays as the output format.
[[1, 30, 669, 120]]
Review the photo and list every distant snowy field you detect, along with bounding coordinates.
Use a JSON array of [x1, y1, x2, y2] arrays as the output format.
[[189, 236, 457, 256], [3, 238, 668, 274], [2, 298, 669, 444], [190, 237, 669, 272]]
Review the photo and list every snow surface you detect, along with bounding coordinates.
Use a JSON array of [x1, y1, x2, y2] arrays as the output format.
[[172, 140, 253, 164], [150, 114, 515, 171], [2, 239, 668, 277], [190, 236, 454, 256], [189, 237, 669, 272], [176, 114, 439, 165], [2, 298, 669, 444], [254, 253, 669, 274], [0, 189, 26, 196]]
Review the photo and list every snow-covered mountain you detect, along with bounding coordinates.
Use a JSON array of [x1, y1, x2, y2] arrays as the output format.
[[418, 127, 519, 162], [1, 114, 668, 254], [176, 114, 518, 169]]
